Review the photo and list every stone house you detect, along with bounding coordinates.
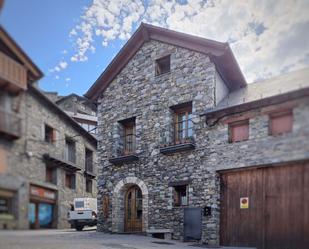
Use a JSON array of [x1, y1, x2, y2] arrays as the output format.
[[0, 26, 97, 230], [85, 23, 309, 249], [43, 92, 98, 136]]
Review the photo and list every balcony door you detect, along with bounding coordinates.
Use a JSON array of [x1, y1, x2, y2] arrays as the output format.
[[124, 185, 142, 232]]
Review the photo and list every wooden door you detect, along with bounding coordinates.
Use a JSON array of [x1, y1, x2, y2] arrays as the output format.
[[124, 185, 142, 232], [220, 162, 309, 249]]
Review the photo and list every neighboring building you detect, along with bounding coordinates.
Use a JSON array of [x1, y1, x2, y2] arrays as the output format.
[[0, 26, 97, 230], [44, 92, 98, 136], [85, 23, 309, 249], [56, 94, 97, 135]]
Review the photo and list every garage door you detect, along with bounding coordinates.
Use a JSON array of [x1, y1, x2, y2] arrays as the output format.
[[220, 162, 309, 249]]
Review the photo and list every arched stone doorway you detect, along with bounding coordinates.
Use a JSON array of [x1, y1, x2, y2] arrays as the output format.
[[112, 177, 148, 233]]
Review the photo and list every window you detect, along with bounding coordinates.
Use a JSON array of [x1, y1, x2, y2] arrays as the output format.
[[173, 185, 188, 207], [228, 120, 249, 143], [86, 178, 92, 193], [269, 111, 293, 136], [172, 102, 193, 143], [44, 124, 55, 143], [85, 148, 93, 173], [65, 138, 76, 163], [155, 55, 170, 76], [45, 166, 57, 184], [65, 172, 75, 189], [119, 118, 136, 155], [0, 189, 14, 215]]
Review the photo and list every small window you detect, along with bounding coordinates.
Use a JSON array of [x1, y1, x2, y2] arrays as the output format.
[[86, 178, 92, 193], [173, 185, 188, 207], [229, 120, 249, 143], [46, 166, 57, 184], [0, 195, 13, 215], [65, 172, 76, 189], [172, 102, 193, 143], [155, 55, 170, 76], [269, 111, 293, 136], [44, 124, 55, 143], [119, 118, 136, 155], [65, 138, 76, 163], [85, 148, 93, 173]]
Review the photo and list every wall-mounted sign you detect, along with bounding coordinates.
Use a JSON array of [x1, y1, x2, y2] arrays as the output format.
[[240, 197, 249, 209], [30, 185, 56, 200]]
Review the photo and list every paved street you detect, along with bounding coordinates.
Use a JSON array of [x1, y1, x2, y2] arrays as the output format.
[[0, 229, 255, 249]]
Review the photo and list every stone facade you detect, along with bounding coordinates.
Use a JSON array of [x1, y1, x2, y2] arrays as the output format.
[[95, 37, 309, 245], [0, 86, 97, 229]]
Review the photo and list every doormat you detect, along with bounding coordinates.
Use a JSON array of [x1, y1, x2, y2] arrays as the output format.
[[151, 241, 175, 245]]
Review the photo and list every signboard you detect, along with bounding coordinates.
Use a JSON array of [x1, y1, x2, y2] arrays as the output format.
[[240, 197, 249, 209], [30, 185, 56, 200]]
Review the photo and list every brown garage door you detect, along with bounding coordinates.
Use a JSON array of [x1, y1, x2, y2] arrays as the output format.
[[220, 162, 309, 249]]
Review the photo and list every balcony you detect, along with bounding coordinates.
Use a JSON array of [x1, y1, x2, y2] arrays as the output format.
[[159, 123, 195, 155], [109, 134, 139, 165], [0, 108, 21, 139], [84, 157, 96, 178], [43, 153, 81, 172], [0, 51, 27, 93]]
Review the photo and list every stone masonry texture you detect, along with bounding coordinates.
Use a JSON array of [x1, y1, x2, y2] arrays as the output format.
[[96, 39, 309, 245], [0, 88, 97, 229]]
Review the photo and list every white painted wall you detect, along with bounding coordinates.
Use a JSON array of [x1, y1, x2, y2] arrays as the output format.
[[215, 71, 229, 105]]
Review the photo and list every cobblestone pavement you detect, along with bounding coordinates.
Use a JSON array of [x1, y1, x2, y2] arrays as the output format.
[[0, 229, 255, 249]]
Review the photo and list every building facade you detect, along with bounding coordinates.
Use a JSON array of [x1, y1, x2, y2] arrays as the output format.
[[0, 26, 97, 230], [44, 92, 98, 136], [87, 24, 309, 249]]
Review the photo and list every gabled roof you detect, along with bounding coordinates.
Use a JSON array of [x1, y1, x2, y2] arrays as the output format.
[[0, 25, 43, 83], [56, 93, 97, 111], [85, 23, 246, 101]]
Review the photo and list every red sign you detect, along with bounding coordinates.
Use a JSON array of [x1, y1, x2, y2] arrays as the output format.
[[30, 185, 56, 200]]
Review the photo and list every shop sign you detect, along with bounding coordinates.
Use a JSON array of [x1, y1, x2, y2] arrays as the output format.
[[240, 197, 249, 209], [30, 185, 56, 200]]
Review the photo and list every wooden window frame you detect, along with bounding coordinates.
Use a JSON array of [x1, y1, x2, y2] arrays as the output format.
[[45, 165, 57, 184], [173, 104, 193, 143], [228, 119, 249, 143], [119, 118, 136, 155], [44, 124, 55, 144], [269, 110, 293, 136], [173, 185, 188, 207], [65, 172, 76, 189], [85, 178, 92, 193], [65, 137, 76, 164], [85, 148, 93, 173], [155, 55, 171, 76]]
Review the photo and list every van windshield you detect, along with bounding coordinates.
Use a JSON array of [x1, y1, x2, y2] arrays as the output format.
[[75, 201, 84, 208]]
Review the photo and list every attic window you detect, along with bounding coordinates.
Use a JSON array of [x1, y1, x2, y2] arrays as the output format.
[[228, 120, 249, 143], [155, 55, 170, 76]]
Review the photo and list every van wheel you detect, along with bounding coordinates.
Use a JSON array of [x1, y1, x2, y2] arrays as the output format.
[[76, 225, 84, 231]]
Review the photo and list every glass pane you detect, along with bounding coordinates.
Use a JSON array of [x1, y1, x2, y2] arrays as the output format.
[[39, 203, 53, 227], [28, 203, 36, 225]]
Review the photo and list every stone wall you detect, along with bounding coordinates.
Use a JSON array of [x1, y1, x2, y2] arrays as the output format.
[[96, 39, 309, 245], [0, 87, 97, 229]]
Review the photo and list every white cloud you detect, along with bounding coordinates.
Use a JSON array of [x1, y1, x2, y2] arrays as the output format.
[[55, 75, 60, 80], [69, 0, 309, 82], [59, 61, 68, 69], [62, 50, 68, 54], [65, 77, 71, 82]]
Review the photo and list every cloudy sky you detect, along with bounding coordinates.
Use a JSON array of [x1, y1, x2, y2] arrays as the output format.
[[1, 0, 309, 95]]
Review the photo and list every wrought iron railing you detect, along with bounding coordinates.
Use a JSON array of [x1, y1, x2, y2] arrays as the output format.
[[113, 134, 137, 157]]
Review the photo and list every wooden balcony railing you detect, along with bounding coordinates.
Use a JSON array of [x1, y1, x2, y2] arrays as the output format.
[[0, 109, 21, 139], [0, 51, 27, 93]]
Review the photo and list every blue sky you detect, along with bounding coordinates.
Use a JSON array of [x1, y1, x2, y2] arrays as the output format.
[[1, 0, 309, 96]]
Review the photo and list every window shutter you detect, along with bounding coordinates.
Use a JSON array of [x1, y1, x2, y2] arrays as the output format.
[[270, 112, 293, 135], [229, 120, 249, 142]]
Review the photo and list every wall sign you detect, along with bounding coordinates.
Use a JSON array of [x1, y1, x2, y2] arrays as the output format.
[[30, 185, 56, 200], [240, 197, 249, 209]]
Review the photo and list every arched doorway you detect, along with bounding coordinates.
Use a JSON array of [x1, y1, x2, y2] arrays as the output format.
[[112, 177, 148, 233], [124, 185, 142, 232]]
